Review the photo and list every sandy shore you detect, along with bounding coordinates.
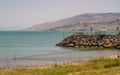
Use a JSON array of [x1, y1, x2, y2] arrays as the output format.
[[23, 54, 120, 70], [0, 53, 119, 69]]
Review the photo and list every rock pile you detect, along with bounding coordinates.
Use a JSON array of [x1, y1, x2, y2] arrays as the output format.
[[56, 34, 120, 49]]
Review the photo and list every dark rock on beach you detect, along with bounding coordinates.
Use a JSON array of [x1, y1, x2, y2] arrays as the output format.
[[56, 34, 120, 49]]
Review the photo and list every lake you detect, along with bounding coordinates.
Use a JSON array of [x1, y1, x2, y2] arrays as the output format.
[[0, 31, 120, 68]]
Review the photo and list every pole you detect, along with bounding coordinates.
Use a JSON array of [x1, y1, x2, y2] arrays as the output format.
[[90, 27, 92, 34]]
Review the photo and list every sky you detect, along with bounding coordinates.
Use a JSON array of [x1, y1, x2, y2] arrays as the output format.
[[0, 0, 120, 30]]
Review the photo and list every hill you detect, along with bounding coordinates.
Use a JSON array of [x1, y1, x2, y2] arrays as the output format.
[[25, 13, 120, 31]]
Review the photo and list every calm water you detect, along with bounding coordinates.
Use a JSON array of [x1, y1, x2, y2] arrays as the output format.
[[0, 31, 120, 67], [0, 31, 75, 59]]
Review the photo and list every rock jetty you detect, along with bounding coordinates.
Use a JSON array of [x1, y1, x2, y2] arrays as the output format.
[[56, 34, 120, 49]]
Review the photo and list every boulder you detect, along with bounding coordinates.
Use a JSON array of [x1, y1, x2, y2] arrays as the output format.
[[56, 34, 120, 49]]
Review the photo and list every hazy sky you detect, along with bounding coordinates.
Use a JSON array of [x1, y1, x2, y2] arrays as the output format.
[[0, 0, 120, 30]]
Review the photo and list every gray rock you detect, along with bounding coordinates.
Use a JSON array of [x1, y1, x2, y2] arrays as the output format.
[[56, 34, 120, 49]]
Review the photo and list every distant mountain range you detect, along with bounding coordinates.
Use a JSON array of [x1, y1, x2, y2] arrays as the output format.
[[25, 13, 120, 31]]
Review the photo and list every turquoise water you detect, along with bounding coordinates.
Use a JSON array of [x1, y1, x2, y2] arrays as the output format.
[[76, 30, 118, 34], [0, 31, 75, 59], [0, 31, 119, 59], [0, 31, 120, 67]]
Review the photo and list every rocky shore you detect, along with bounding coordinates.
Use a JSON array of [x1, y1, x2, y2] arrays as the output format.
[[56, 34, 120, 49]]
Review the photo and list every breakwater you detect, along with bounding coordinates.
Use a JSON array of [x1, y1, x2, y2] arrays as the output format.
[[56, 34, 120, 49]]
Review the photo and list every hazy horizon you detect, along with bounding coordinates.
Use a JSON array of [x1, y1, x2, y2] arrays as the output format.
[[0, 0, 120, 30]]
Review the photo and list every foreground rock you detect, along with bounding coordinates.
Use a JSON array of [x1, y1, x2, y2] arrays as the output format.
[[56, 34, 120, 49]]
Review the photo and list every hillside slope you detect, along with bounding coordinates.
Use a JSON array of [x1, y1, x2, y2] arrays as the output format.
[[25, 13, 120, 31]]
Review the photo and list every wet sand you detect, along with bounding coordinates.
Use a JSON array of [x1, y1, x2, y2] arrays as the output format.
[[0, 50, 120, 68]]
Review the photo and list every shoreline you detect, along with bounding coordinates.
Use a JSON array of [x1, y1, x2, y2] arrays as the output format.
[[0, 54, 119, 69], [0, 53, 120, 75]]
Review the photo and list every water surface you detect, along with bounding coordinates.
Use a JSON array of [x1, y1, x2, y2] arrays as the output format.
[[0, 31, 120, 68]]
